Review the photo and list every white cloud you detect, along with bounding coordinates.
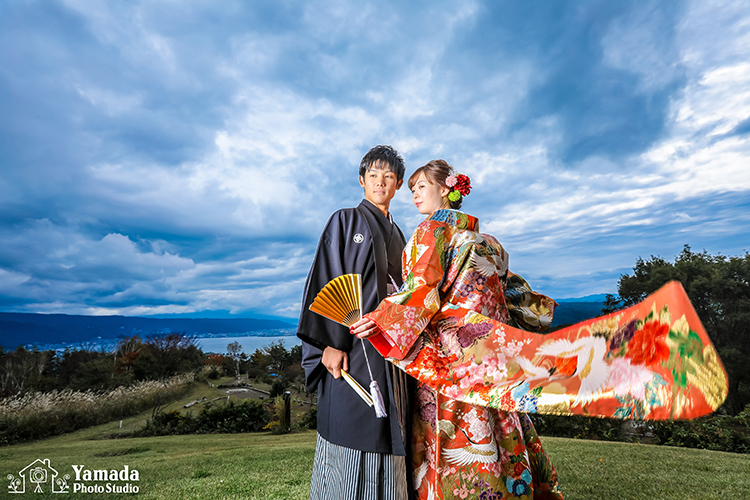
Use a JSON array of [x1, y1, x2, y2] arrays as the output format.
[[600, 1, 682, 91], [671, 63, 750, 136], [678, 0, 750, 69], [639, 3, 750, 196], [61, 0, 179, 74], [0, 269, 31, 289], [75, 86, 143, 116]]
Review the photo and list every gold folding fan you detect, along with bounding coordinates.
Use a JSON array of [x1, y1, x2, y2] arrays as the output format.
[[308, 273, 387, 416], [309, 273, 363, 327]]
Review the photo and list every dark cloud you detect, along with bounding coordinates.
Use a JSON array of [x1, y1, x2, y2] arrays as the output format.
[[0, 0, 747, 317], [493, 2, 685, 162]]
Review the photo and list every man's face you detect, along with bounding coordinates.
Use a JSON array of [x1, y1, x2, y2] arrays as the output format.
[[359, 161, 402, 208]]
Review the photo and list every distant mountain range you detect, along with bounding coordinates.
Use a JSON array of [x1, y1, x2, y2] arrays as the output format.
[[557, 293, 609, 303], [0, 313, 296, 350]]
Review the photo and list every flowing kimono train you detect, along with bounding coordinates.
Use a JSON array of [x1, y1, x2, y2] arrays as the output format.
[[366, 209, 727, 500]]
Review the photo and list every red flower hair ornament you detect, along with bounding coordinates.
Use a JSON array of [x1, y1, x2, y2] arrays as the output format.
[[445, 173, 472, 202]]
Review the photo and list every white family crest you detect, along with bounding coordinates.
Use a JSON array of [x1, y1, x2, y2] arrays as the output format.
[[7, 458, 70, 494], [353, 233, 364, 243]]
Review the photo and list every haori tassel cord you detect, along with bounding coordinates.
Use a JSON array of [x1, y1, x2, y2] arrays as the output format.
[[360, 337, 387, 418], [354, 274, 387, 418]]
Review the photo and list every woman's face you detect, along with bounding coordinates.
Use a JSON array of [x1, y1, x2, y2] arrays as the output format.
[[411, 173, 450, 215]]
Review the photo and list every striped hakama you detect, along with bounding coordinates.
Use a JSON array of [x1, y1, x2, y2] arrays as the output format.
[[309, 433, 409, 500]]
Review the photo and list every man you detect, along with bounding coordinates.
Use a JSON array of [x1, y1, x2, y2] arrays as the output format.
[[297, 145, 413, 500]]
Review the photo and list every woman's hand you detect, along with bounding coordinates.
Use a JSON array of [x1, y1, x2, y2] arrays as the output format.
[[350, 317, 383, 339]]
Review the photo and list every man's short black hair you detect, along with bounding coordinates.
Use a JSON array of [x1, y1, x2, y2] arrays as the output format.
[[359, 145, 406, 181]]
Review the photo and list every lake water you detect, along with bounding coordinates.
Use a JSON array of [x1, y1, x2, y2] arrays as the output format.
[[197, 334, 301, 354], [38, 330, 301, 354]]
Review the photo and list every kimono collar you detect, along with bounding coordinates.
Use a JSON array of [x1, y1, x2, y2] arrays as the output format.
[[360, 198, 394, 225], [429, 209, 478, 231]]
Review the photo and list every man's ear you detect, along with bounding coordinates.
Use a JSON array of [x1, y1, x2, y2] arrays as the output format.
[[359, 176, 365, 188], [396, 179, 403, 190]]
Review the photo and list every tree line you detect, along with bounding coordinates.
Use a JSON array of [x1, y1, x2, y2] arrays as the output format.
[[0, 333, 304, 399]]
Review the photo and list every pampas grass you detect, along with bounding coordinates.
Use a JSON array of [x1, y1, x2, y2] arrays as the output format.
[[0, 373, 195, 445]]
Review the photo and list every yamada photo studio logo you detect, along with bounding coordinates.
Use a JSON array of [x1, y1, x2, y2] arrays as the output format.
[[7, 458, 141, 494], [7, 458, 70, 494]]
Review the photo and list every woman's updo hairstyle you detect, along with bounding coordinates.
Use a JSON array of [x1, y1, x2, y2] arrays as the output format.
[[407, 159, 463, 210]]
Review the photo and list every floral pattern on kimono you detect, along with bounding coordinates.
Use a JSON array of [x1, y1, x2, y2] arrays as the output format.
[[367, 209, 564, 500], [366, 210, 727, 420], [366, 209, 728, 500]]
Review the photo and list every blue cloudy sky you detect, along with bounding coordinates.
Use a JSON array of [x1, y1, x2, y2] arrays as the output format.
[[1, 0, 749, 321]]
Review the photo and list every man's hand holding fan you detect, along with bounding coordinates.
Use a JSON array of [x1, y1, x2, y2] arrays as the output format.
[[309, 274, 386, 416]]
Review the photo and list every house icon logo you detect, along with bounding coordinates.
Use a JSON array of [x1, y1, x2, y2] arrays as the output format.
[[7, 458, 70, 494]]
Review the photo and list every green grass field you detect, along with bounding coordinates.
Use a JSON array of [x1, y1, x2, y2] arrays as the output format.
[[2, 380, 749, 499]]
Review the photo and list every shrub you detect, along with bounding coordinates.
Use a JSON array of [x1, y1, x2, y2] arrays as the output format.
[[530, 404, 750, 454], [196, 400, 270, 433], [530, 414, 624, 442], [246, 366, 266, 380], [300, 406, 317, 430], [139, 410, 195, 436], [194, 366, 222, 384], [269, 378, 288, 398], [650, 405, 750, 453], [138, 399, 270, 436]]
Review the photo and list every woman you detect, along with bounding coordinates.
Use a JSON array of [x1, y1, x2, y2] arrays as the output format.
[[351, 160, 564, 500]]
